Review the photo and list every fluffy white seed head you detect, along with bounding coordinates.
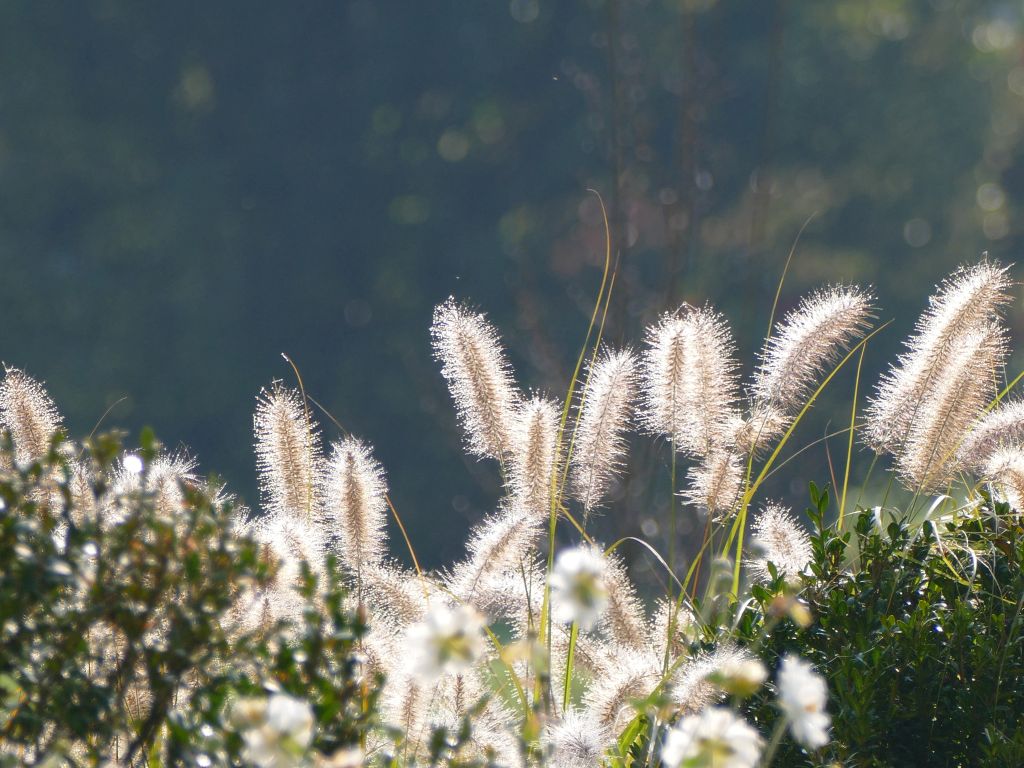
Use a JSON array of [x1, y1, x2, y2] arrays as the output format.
[[510, 396, 561, 518], [431, 298, 520, 462], [543, 710, 610, 768], [446, 502, 544, 605], [254, 383, 322, 521], [641, 306, 741, 458], [323, 436, 389, 574], [672, 645, 760, 714], [746, 503, 813, 583], [731, 405, 788, 456], [957, 398, 1024, 471], [865, 261, 1012, 454], [105, 453, 198, 529], [360, 563, 440, 628], [752, 285, 874, 414], [0, 367, 64, 465], [896, 325, 1005, 491], [230, 514, 328, 635], [569, 347, 636, 513], [984, 447, 1024, 512], [680, 449, 744, 520], [581, 647, 660, 732], [597, 550, 647, 651]]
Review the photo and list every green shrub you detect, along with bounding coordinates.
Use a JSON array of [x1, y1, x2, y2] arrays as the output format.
[[0, 432, 375, 766], [740, 484, 1024, 766]]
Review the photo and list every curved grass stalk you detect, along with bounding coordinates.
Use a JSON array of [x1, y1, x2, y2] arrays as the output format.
[[305, 390, 425, 580], [539, 188, 616, 713], [839, 344, 867, 528], [723, 321, 892, 596], [281, 353, 318, 521], [561, 621, 579, 712], [990, 367, 1024, 409]]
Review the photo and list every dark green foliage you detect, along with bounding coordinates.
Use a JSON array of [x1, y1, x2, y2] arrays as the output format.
[[741, 486, 1024, 767], [0, 432, 376, 765]]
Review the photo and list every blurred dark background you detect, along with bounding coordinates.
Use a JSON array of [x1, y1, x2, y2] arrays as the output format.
[[3, 1, 1023, 575]]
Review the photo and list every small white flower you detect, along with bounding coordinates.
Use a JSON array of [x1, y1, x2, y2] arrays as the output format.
[[777, 655, 830, 749], [550, 546, 609, 630], [235, 693, 315, 767], [712, 656, 768, 697], [407, 602, 486, 682], [314, 748, 364, 767], [662, 707, 763, 768]]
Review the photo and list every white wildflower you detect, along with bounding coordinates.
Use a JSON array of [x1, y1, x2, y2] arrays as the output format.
[[550, 546, 609, 630], [233, 693, 315, 767], [777, 655, 830, 749], [661, 707, 762, 768], [711, 656, 768, 698], [407, 602, 487, 682]]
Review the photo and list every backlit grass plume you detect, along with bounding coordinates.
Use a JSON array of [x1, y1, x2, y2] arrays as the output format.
[[752, 286, 875, 415], [510, 396, 561, 518], [746, 503, 812, 583], [323, 436, 389, 575], [681, 448, 744, 519], [957, 398, 1024, 471], [896, 325, 1006, 490], [445, 501, 544, 605], [254, 382, 322, 521], [569, 346, 637, 513], [641, 305, 741, 458], [865, 261, 1012, 456], [985, 447, 1024, 511], [431, 298, 520, 463], [0, 367, 64, 464]]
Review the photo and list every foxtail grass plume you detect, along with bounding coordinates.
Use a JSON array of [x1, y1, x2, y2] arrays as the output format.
[[509, 396, 561, 518], [598, 550, 648, 651], [106, 453, 198, 529], [641, 305, 741, 458], [732, 404, 788, 456], [446, 502, 543, 604], [323, 436, 389, 574], [957, 398, 1024, 471], [569, 347, 636, 513], [746, 503, 812, 583], [431, 298, 520, 462], [0, 367, 64, 465], [984, 447, 1024, 512], [671, 645, 760, 714], [254, 382, 322, 521], [752, 285, 874, 414], [543, 710, 609, 768], [360, 563, 439, 627], [896, 325, 1005, 490], [231, 513, 328, 634], [581, 647, 661, 732], [680, 448, 743, 519], [866, 261, 1012, 454]]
